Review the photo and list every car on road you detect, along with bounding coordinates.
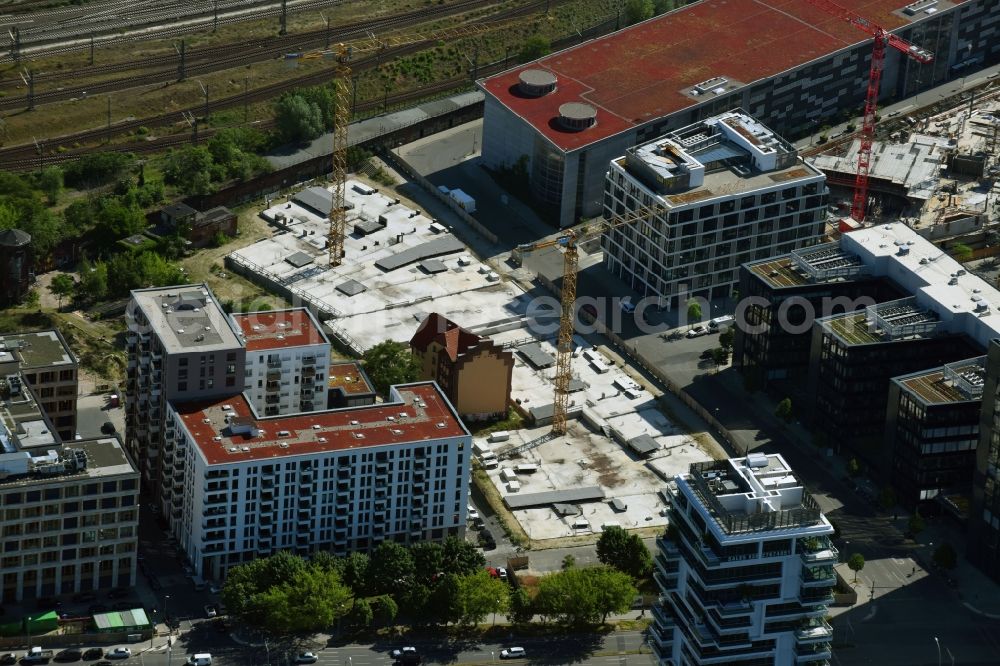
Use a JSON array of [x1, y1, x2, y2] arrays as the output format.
[[1, 653, 17, 665], [497, 567, 509, 582], [81, 650, 103, 662], [389, 648, 416, 660], [293, 654, 317, 665], [93, 661, 113, 666], [55, 649, 81, 662], [686, 325, 708, 338], [204, 605, 217, 618], [106, 649, 130, 660], [467, 506, 479, 521], [500, 648, 526, 659]]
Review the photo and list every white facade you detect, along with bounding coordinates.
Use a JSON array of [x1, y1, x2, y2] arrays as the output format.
[[602, 110, 827, 307], [167, 383, 471, 581], [652, 454, 836, 666], [243, 345, 329, 416]]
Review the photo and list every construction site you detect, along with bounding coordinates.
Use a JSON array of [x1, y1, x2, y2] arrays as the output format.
[[812, 84, 1000, 242]]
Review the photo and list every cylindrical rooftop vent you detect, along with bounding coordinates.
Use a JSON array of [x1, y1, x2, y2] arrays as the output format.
[[518, 69, 557, 97], [558, 102, 597, 131]]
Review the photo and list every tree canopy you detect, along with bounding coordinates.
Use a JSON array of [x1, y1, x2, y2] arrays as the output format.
[[362, 340, 422, 396], [275, 93, 326, 145], [518, 36, 551, 62], [535, 566, 636, 625], [596, 526, 652, 579], [847, 552, 865, 582], [625, 0, 655, 25]]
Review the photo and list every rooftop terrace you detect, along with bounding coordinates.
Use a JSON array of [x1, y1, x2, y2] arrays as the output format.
[[232, 309, 328, 352], [175, 382, 467, 466], [0, 330, 76, 369], [328, 361, 376, 396], [480, 0, 942, 152], [897, 356, 987, 404]]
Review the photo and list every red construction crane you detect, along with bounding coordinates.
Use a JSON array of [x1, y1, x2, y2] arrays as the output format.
[[805, 0, 933, 224]]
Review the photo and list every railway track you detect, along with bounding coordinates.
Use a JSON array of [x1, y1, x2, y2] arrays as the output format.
[[0, 0, 558, 111], [0, 73, 476, 171]]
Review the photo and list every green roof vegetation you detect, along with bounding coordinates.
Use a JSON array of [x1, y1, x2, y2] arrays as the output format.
[[826, 313, 881, 345]]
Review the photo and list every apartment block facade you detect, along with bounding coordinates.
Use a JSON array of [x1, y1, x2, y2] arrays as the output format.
[[167, 382, 470, 581], [0, 330, 78, 441], [410, 313, 514, 422], [652, 454, 836, 666], [125, 286, 246, 515], [886, 358, 984, 511], [602, 111, 826, 307], [233, 309, 330, 416]]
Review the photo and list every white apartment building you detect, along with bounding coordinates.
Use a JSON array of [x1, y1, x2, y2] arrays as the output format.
[[232, 309, 330, 416], [166, 382, 470, 581], [652, 454, 836, 666], [602, 110, 827, 308]]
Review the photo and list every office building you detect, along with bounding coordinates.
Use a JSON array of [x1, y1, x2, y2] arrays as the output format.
[[970, 340, 1000, 583], [125, 285, 246, 513], [886, 357, 984, 511], [167, 382, 470, 580], [736, 247, 903, 394], [1, 374, 139, 602], [602, 110, 826, 306], [652, 454, 836, 666], [232, 309, 330, 416], [410, 313, 514, 421], [479, 0, 1000, 227], [0, 330, 78, 441]]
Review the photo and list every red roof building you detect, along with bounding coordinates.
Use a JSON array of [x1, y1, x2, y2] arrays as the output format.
[[477, 0, 992, 227], [232, 309, 328, 351]]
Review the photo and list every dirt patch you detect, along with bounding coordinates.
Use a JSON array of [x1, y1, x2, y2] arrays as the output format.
[[588, 447, 625, 488]]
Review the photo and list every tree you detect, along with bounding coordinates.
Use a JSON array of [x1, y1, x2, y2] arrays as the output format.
[[951, 243, 973, 263], [63, 152, 133, 189], [719, 327, 735, 350], [426, 573, 462, 626], [410, 541, 445, 586], [368, 541, 415, 595], [93, 195, 147, 243], [508, 587, 534, 625], [908, 512, 926, 538], [362, 340, 421, 397], [348, 598, 373, 628], [595, 526, 652, 579], [49, 274, 76, 309], [38, 166, 64, 205], [518, 36, 551, 62], [933, 543, 957, 571], [77, 260, 108, 301], [275, 93, 325, 144], [624, 0, 654, 25], [341, 551, 369, 597], [847, 457, 861, 477], [774, 397, 793, 422], [686, 299, 702, 328], [454, 570, 509, 626], [372, 594, 398, 626], [562, 554, 576, 570], [653, 0, 676, 14], [847, 552, 865, 582], [878, 486, 897, 512], [711, 347, 729, 367], [535, 566, 636, 625], [161, 146, 215, 196], [442, 536, 486, 576]]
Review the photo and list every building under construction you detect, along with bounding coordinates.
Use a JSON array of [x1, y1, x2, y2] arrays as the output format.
[[478, 0, 1000, 227]]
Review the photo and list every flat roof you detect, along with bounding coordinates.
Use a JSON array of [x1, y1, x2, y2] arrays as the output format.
[[0, 330, 76, 368], [504, 486, 605, 509], [896, 357, 986, 404], [174, 382, 467, 466], [130, 284, 242, 354], [480, 0, 938, 152], [328, 361, 376, 396], [0, 436, 137, 489], [232, 309, 329, 352]]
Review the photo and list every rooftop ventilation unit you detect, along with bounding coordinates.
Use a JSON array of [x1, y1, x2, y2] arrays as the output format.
[[557, 103, 597, 131], [279, 442, 289, 448], [317, 437, 327, 443], [746, 452, 769, 468], [518, 69, 557, 97]]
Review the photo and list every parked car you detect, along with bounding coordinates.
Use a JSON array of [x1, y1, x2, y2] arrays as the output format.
[[686, 325, 708, 338], [293, 654, 317, 665], [107, 648, 130, 660], [500, 648, 526, 659], [204, 605, 217, 619], [55, 649, 82, 662], [467, 506, 480, 521], [1, 653, 17, 665], [390, 648, 419, 665], [497, 567, 509, 582], [389, 648, 416, 660], [81, 649, 103, 661]]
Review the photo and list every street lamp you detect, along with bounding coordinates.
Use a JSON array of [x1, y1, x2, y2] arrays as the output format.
[[163, 594, 171, 634], [934, 636, 941, 666]]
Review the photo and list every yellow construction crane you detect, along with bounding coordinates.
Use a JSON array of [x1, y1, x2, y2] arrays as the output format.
[[295, 19, 533, 267], [515, 205, 664, 435]]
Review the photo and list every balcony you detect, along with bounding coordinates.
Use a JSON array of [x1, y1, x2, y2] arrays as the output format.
[[799, 590, 835, 607], [266, 381, 281, 391], [267, 360, 282, 369], [651, 603, 676, 634], [799, 538, 839, 564], [302, 356, 316, 366], [800, 566, 836, 588], [795, 622, 833, 644], [795, 642, 832, 663], [265, 395, 280, 405], [302, 366, 316, 378]]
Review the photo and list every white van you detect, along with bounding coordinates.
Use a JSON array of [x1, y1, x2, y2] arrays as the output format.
[[187, 654, 213, 666], [708, 315, 735, 330]]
